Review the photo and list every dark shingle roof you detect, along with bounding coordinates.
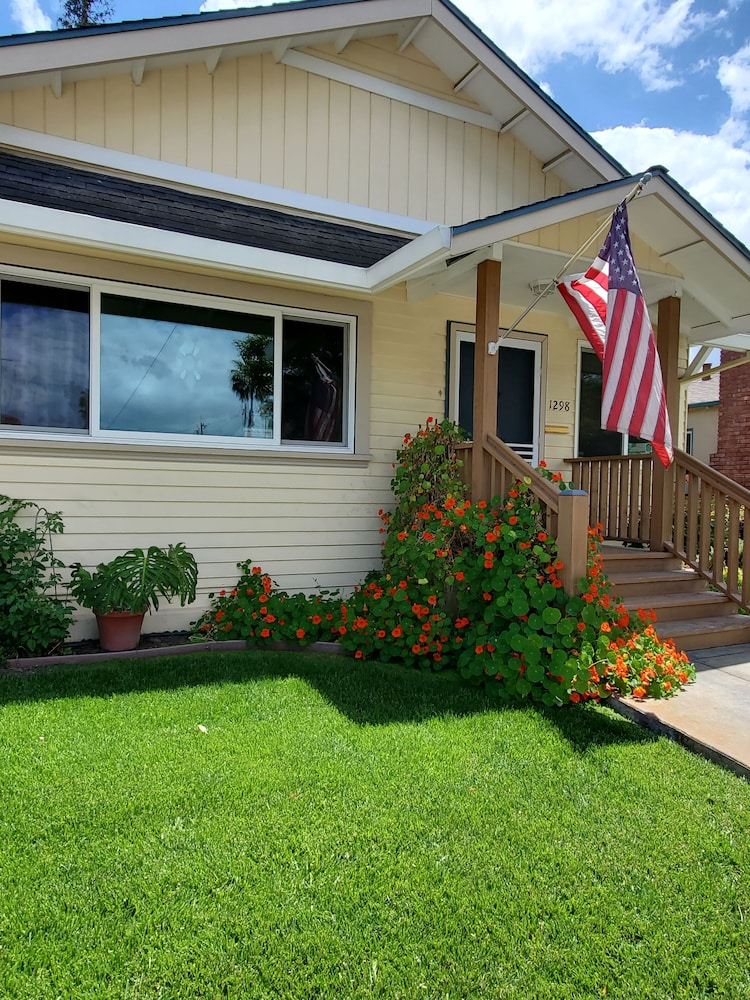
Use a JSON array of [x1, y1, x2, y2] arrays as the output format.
[[0, 148, 409, 267]]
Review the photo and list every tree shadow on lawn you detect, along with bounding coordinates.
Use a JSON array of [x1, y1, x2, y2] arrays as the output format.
[[0, 647, 657, 753]]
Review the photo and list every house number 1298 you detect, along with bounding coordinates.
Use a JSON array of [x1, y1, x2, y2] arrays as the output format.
[[548, 400, 571, 412]]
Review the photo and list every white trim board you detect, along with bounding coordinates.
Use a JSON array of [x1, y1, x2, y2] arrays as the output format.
[[0, 124, 434, 237], [0, 198, 451, 294], [281, 50, 501, 131]]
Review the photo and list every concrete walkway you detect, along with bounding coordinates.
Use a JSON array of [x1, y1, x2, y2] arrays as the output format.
[[610, 643, 750, 780]]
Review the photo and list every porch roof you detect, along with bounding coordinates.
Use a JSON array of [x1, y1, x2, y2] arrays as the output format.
[[437, 168, 750, 352]]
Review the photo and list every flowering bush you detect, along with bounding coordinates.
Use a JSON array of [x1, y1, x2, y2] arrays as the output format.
[[192, 560, 342, 646], [193, 420, 694, 705]]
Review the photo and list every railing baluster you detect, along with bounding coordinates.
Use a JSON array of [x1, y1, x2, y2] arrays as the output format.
[[686, 470, 699, 564], [699, 480, 712, 576], [713, 494, 726, 591], [742, 506, 750, 608], [673, 460, 687, 560], [727, 500, 741, 598]]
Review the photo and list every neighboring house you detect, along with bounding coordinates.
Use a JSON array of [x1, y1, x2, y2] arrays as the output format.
[[712, 351, 750, 489], [1, 0, 749, 637], [686, 366, 719, 467]]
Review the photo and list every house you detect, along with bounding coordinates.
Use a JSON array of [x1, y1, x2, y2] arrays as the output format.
[[686, 365, 719, 467], [1, 0, 750, 642], [712, 351, 750, 489]]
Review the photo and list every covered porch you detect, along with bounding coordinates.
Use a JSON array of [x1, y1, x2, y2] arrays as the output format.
[[425, 169, 750, 637]]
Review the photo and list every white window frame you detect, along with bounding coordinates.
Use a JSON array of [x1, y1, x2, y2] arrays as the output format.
[[448, 325, 543, 466], [0, 265, 357, 454]]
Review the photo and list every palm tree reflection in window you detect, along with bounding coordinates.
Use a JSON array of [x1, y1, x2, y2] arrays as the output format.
[[230, 333, 273, 438]]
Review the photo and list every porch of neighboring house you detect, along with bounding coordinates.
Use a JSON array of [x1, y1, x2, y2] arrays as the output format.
[[456, 256, 750, 655]]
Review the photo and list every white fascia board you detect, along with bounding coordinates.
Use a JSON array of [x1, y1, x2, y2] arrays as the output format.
[[651, 181, 750, 278], [0, 124, 433, 237], [0, 199, 370, 293], [0, 201, 450, 295], [366, 225, 452, 292], [282, 50, 500, 130], [431, 4, 622, 183], [0, 0, 431, 80], [449, 185, 630, 257]]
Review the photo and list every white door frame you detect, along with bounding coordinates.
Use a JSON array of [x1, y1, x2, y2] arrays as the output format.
[[450, 328, 543, 466]]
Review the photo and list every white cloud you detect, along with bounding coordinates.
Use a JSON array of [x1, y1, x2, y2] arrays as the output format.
[[593, 124, 750, 247], [718, 43, 750, 114], [10, 0, 52, 32], [458, 0, 708, 92]]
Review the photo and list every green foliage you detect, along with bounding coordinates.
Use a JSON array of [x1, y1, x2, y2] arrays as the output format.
[[70, 543, 198, 615], [0, 494, 73, 660], [57, 0, 114, 28], [385, 417, 467, 542], [0, 651, 747, 999], [195, 420, 695, 705], [192, 559, 341, 645]]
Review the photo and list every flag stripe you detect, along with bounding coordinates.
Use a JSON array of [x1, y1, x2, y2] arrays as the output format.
[[558, 204, 673, 467]]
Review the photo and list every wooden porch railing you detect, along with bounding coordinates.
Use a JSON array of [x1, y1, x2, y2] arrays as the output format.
[[457, 434, 589, 595], [671, 449, 750, 609], [568, 454, 653, 544], [569, 449, 750, 614]]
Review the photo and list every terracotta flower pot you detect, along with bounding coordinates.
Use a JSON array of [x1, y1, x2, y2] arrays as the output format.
[[95, 610, 146, 652]]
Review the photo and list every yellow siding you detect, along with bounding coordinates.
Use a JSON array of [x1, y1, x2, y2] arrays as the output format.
[[0, 239, 475, 639], [2, 47, 565, 225]]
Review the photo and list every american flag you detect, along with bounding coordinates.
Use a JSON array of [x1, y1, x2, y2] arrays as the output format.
[[558, 203, 673, 467]]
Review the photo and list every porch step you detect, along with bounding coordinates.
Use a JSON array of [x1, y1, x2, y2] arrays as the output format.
[[603, 568, 706, 598], [654, 614, 750, 652], [621, 590, 738, 622], [600, 548, 679, 575], [601, 548, 750, 653]]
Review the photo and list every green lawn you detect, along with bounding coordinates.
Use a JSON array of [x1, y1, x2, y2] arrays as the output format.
[[0, 650, 748, 1000]]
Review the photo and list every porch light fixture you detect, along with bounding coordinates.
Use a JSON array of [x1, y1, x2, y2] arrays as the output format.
[[528, 280, 555, 297]]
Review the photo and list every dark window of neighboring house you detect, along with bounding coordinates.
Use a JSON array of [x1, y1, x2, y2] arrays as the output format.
[[686, 427, 694, 455], [0, 280, 89, 430]]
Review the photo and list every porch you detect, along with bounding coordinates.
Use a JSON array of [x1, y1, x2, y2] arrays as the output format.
[[457, 250, 750, 651]]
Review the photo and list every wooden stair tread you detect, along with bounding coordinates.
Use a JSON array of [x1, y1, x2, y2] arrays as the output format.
[[655, 614, 750, 651], [606, 569, 701, 585], [622, 591, 730, 610]]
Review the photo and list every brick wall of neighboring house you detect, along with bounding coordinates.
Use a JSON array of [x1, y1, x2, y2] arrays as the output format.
[[711, 351, 750, 487]]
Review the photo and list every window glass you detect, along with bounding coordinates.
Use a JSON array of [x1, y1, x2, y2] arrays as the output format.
[[0, 280, 89, 430], [100, 295, 274, 438], [281, 317, 345, 443]]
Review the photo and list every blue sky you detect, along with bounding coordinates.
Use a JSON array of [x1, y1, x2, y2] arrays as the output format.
[[4, 0, 750, 243]]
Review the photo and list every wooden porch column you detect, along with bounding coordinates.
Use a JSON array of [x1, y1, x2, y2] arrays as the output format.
[[471, 259, 501, 500], [650, 295, 681, 551], [557, 490, 589, 595]]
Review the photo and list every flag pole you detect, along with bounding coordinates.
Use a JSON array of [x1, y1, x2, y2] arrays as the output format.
[[487, 171, 653, 355]]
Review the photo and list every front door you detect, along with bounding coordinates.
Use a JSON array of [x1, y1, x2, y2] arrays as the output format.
[[452, 332, 541, 464]]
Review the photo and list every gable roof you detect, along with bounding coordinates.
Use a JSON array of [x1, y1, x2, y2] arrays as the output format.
[[0, 0, 625, 192]]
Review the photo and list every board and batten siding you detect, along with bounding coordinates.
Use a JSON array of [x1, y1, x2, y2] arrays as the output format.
[[0, 44, 565, 227]]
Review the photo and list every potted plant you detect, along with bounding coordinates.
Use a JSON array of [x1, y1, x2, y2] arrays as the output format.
[[69, 543, 199, 651]]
